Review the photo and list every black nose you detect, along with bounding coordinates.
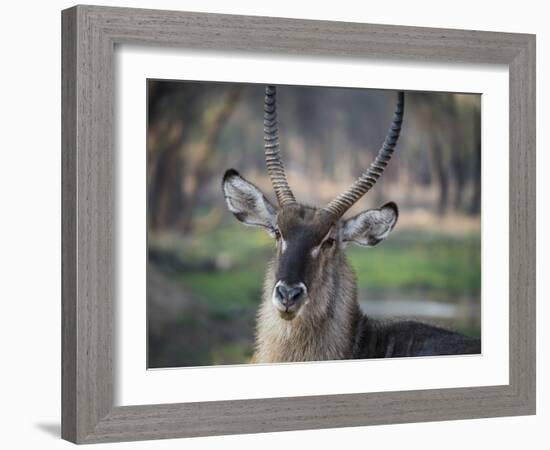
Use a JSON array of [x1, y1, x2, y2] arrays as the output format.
[[275, 283, 305, 307]]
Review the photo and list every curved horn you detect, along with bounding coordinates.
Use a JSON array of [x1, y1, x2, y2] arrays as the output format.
[[324, 91, 404, 219], [264, 85, 296, 207]]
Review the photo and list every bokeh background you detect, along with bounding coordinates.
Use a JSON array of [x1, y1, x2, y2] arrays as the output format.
[[147, 80, 481, 368]]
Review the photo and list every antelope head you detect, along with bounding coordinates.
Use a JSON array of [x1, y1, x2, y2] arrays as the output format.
[[223, 86, 404, 320]]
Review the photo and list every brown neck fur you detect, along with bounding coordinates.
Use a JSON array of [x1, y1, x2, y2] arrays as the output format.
[[253, 249, 361, 363]]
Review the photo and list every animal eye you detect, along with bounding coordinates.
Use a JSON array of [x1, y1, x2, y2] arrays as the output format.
[[273, 229, 281, 240], [322, 238, 335, 249]]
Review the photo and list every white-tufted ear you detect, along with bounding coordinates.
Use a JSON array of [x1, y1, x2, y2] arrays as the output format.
[[222, 169, 278, 233], [341, 202, 398, 247]]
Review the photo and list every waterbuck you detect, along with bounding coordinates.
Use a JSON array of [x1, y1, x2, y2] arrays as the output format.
[[222, 86, 480, 363]]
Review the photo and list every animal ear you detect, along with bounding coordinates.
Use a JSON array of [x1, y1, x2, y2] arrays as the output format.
[[341, 202, 398, 247], [222, 169, 277, 232]]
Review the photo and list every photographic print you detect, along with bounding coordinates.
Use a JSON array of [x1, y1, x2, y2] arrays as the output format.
[[61, 8, 535, 441], [147, 81, 481, 368]]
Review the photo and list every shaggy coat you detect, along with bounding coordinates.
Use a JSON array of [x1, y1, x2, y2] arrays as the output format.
[[253, 227, 480, 363], [222, 169, 481, 364]]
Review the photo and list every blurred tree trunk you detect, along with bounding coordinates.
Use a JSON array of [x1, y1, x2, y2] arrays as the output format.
[[178, 86, 242, 233], [430, 136, 449, 216], [444, 97, 467, 213], [451, 139, 466, 211], [150, 142, 184, 229], [148, 120, 186, 230], [147, 83, 201, 232], [468, 109, 482, 214]]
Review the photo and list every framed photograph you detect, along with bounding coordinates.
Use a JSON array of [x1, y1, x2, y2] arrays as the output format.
[[62, 5, 536, 444]]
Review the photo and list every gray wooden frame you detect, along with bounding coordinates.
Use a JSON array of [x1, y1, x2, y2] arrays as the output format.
[[61, 4, 536, 444]]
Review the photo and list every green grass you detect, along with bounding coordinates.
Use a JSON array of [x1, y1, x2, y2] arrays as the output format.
[[179, 268, 265, 311], [182, 224, 273, 266], [150, 224, 481, 366], [153, 224, 480, 310], [209, 342, 254, 365], [348, 230, 481, 299]]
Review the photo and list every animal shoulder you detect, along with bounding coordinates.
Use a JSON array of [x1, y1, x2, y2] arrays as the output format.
[[353, 316, 480, 359]]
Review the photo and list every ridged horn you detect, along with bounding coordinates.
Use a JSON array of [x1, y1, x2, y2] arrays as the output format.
[[264, 85, 296, 207], [324, 91, 405, 219]]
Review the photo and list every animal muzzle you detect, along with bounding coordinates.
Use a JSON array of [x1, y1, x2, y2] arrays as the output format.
[[272, 280, 307, 317]]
